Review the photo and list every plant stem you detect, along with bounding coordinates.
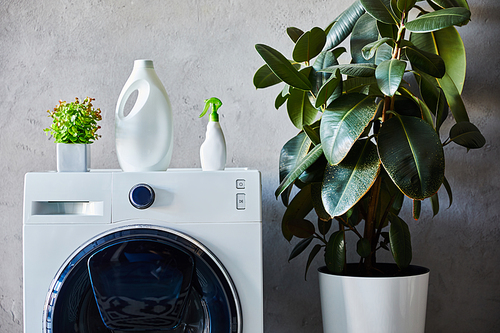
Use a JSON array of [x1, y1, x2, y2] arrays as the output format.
[[363, 175, 382, 271], [336, 216, 363, 239]]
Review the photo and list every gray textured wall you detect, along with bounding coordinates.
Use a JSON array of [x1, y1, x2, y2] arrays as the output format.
[[1, 0, 499, 332]]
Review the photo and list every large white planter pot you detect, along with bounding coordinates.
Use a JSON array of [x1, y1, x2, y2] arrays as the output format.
[[318, 264, 429, 333], [56, 143, 90, 172]]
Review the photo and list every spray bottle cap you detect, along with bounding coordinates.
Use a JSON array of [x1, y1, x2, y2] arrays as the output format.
[[199, 97, 222, 122]]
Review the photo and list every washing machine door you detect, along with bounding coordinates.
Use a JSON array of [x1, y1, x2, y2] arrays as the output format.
[[43, 226, 241, 333]]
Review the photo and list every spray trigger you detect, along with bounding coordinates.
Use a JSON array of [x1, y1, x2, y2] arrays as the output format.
[[199, 97, 223, 122]]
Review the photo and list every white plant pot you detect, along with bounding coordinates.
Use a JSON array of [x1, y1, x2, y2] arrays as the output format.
[[56, 143, 90, 172], [318, 264, 429, 333]]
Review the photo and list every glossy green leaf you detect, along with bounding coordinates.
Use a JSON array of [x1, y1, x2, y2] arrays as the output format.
[[318, 218, 332, 236], [287, 27, 304, 43], [350, 13, 379, 64], [325, 231, 346, 274], [312, 51, 343, 106], [449, 121, 486, 149], [305, 244, 322, 280], [405, 7, 471, 33], [405, 46, 445, 78], [397, 0, 417, 12], [453, 0, 469, 10], [357, 238, 372, 258], [288, 236, 313, 261], [315, 69, 342, 108], [343, 76, 378, 93], [413, 199, 421, 220], [313, 51, 339, 82], [309, 183, 331, 222], [324, 0, 366, 51], [411, 27, 466, 93], [430, 0, 469, 10], [437, 73, 469, 123], [391, 0, 402, 18], [378, 114, 445, 200], [389, 214, 412, 269], [322, 63, 377, 77], [377, 171, 404, 224], [375, 43, 393, 65], [303, 124, 321, 146], [360, 0, 398, 25], [333, 47, 347, 60], [398, 86, 435, 127], [293, 27, 327, 63], [377, 21, 398, 39], [392, 94, 422, 118], [282, 185, 314, 241], [278, 133, 312, 200], [321, 94, 378, 165], [288, 219, 316, 238], [415, 72, 449, 131], [362, 37, 394, 60], [375, 59, 406, 97], [431, 192, 440, 217], [287, 88, 318, 129], [277, 143, 324, 197], [298, 134, 327, 184], [443, 176, 453, 207], [255, 44, 312, 90], [253, 64, 282, 89], [434, 88, 449, 132], [275, 90, 289, 110], [322, 139, 381, 217]]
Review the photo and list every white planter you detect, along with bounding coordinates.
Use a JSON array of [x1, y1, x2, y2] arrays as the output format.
[[318, 264, 429, 333], [56, 143, 90, 172]]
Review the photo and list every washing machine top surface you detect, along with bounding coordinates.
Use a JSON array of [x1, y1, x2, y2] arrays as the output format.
[[24, 168, 261, 225]]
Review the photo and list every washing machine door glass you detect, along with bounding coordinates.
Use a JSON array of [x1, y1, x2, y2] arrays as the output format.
[[44, 227, 241, 333]]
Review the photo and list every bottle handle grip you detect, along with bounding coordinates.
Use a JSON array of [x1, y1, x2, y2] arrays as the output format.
[[116, 79, 150, 120]]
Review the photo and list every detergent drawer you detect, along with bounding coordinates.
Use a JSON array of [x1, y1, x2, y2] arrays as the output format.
[[23, 172, 112, 224]]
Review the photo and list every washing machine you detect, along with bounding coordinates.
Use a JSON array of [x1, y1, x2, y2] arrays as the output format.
[[23, 169, 263, 333]]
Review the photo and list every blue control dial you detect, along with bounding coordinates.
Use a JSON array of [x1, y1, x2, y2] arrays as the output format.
[[129, 184, 155, 209]]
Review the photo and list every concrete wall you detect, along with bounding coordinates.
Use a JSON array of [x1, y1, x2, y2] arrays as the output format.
[[1, 0, 498, 332]]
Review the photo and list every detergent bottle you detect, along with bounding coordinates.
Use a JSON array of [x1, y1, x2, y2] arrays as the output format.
[[199, 97, 226, 171], [115, 59, 173, 171]]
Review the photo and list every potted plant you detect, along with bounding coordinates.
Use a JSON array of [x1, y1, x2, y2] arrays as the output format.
[[44, 97, 102, 172], [253, 0, 484, 332]]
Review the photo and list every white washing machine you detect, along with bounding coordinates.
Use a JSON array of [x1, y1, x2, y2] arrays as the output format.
[[23, 169, 263, 333]]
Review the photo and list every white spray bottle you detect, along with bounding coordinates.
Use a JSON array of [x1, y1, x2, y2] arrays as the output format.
[[199, 97, 226, 171]]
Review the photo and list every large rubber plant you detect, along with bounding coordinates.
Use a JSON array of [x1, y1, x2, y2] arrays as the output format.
[[254, 0, 485, 276]]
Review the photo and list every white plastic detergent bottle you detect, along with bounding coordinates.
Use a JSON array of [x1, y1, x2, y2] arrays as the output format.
[[115, 59, 173, 171], [199, 97, 226, 171]]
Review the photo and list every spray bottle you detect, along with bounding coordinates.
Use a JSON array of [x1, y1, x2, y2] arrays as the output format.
[[199, 97, 226, 171]]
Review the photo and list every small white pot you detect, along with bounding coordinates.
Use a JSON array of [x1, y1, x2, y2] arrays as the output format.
[[318, 264, 429, 333], [56, 143, 90, 172]]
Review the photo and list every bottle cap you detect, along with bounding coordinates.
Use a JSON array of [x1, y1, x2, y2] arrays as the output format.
[[134, 59, 154, 68]]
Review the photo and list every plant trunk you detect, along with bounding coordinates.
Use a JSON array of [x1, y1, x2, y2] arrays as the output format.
[[363, 175, 381, 273]]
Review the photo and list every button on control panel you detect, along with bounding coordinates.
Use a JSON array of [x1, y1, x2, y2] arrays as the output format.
[[236, 179, 246, 189], [236, 193, 246, 210], [236, 178, 246, 210]]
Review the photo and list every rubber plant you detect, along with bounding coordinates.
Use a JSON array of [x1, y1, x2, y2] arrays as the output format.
[[254, 0, 485, 276]]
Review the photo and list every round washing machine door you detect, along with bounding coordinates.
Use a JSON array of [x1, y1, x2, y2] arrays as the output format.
[[43, 225, 241, 333]]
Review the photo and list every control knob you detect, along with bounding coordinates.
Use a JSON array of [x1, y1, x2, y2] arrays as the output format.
[[129, 184, 155, 209]]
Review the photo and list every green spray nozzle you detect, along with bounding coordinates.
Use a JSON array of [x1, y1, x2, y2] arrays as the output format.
[[199, 97, 223, 122]]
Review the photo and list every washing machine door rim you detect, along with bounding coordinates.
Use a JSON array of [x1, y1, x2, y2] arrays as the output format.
[[43, 224, 242, 333]]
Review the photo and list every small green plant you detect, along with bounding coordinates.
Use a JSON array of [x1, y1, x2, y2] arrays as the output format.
[[44, 97, 102, 144]]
